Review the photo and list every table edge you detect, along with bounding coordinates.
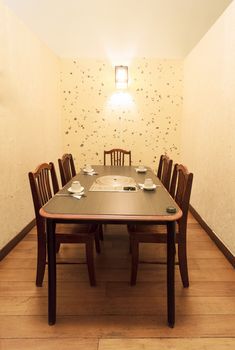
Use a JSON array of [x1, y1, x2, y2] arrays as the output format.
[[39, 207, 182, 222]]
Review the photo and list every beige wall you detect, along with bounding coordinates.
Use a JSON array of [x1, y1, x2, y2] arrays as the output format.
[[0, 1, 61, 249], [61, 58, 182, 169], [2, 0, 234, 260], [182, 2, 235, 255]]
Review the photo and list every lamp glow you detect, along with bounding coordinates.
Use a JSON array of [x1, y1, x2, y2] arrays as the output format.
[[108, 92, 133, 108], [115, 66, 128, 89]]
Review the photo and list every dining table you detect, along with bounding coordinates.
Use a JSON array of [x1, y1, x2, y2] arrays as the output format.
[[40, 165, 182, 327]]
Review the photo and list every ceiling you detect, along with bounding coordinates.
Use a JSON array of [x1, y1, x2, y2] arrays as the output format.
[[3, 0, 233, 60]]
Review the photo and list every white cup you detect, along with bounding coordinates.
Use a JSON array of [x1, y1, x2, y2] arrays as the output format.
[[71, 181, 82, 192], [138, 164, 145, 171], [85, 164, 92, 172], [144, 178, 153, 188]]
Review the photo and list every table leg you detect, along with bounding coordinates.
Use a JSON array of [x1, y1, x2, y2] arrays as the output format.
[[167, 221, 176, 328], [47, 219, 56, 325]]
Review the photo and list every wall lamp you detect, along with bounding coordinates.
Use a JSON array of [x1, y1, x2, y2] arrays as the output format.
[[115, 65, 128, 89]]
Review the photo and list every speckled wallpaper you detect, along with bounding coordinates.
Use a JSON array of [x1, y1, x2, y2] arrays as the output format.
[[60, 58, 182, 169]]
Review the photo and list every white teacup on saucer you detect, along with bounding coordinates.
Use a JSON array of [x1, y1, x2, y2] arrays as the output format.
[[69, 181, 83, 193], [144, 178, 153, 188], [143, 178, 157, 190], [137, 164, 146, 173], [84, 164, 93, 173], [142, 178, 157, 190]]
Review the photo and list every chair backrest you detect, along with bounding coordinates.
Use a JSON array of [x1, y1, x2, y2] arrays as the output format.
[[28, 162, 59, 229], [157, 154, 173, 190], [58, 153, 76, 186], [169, 164, 193, 231], [104, 148, 131, 166]]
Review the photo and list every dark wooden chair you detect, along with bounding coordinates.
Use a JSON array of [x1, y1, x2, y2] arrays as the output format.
[[58, 153, 103, 243], [28, 162, 100, 287], [157, 154, 173, 191], [102, 148, 131, 239], [58, 153, 76, 187], [58, 154, 101, 249], [129, 164, 193, 287], [104, 148, 131, 166]]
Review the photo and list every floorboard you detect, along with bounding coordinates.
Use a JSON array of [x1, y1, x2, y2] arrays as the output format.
[[0, 213, 234, 348]]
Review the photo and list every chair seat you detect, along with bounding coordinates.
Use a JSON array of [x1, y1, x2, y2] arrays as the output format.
[[55, 223, 100, 252], [56, 223, 94, 235], [129, 224, 168, 233], [129, 223, 180, 243]]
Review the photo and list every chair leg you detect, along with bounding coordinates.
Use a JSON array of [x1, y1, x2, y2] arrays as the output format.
[[94, 230, 101, 254], [36, 235, 46, 287], [98, 224, 104, 240], [178, 241, 189, 288], [127, 224, 136, 254], [129, 233, 133, 254], [85, 235, 96, 287], [130, 236, 139, 286]]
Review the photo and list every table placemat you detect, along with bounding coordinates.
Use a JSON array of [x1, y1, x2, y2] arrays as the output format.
[[89, 175, 138, 192]]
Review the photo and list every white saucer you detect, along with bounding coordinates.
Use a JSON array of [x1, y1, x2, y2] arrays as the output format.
[[83, 168, 94, 173], [68, 186, 84, 194], [136, 168, 147, 173], [143, 184, 157, 191]]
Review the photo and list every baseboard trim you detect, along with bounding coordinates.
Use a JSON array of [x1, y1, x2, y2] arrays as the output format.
[[190, 205, 235, 268], [0, 219, 36, 261]]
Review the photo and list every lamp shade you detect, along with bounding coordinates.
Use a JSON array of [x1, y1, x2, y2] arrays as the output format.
[[115, 66, 128, 89]]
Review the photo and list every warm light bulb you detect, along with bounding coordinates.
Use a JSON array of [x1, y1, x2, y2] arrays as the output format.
[[115, 66, 128, 89]]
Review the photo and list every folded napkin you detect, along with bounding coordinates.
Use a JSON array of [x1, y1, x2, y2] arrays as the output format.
[[55, 193, 82, 199], [83, 171, 98, 175]]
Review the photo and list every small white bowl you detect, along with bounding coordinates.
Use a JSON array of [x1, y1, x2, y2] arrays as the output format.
[[143, 184, 157, 191], [68, 186, 84, 193], [136, 168, 147, 173], [83, 168, 94, 173]]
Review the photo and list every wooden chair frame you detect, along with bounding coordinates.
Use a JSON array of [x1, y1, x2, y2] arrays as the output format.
[[157, 154, 173, 191], [129, 164, 193, 287], [58, 153, 76, 187], [104, 148, 131, 166], [29, 162, 99, 287]]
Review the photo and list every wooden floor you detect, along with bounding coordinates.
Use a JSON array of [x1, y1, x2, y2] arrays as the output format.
[[0, 213, 235, 349]]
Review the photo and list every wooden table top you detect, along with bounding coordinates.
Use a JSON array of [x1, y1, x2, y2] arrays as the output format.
[[40, 165, 182, 222]]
